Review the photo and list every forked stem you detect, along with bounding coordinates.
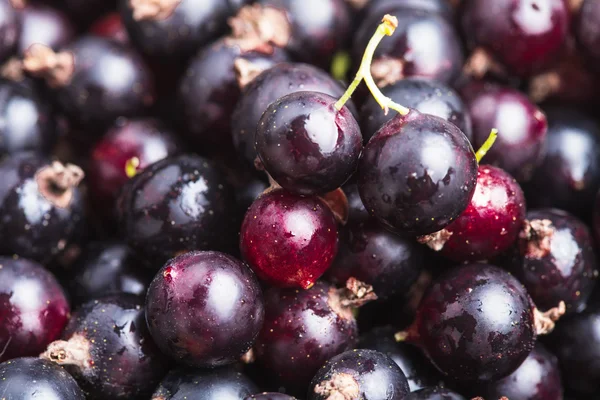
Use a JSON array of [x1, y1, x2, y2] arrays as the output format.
[[475, 128, 498, 163], [334, 15, 410, 116]]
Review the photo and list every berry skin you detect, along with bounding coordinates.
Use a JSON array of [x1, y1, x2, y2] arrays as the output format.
[[245, 394, 297, 400], [0, 0, 20, 62], [366, 0, 454, 21], [146, 251, 264, 368], [0, 257, 69, 362], [468, 343, 562, 400], [0, 153, 85, 264], [358, 111, 478, 236], [406, 387, 466, 400], [151, 367, 259, 400], [89, 12, 130, 43], [255, 281, 361, 391], [23, 37, 155, 128], [240, 189, 338, 289], [88, 117, 182, 215], [398, 263, 537, 382], [354, 6, 464, 84], [360, 78, 472, 142], [522, 106, 600, 221], [68, 241, 153, 306], [308, 349, 410, 400], [120, 0, 245, 58], [343, 182, 370, 224], [420, 165, 526, 262], [117, 154, 238, 269], [545, 300, 600, 396], [178, 39, 288, 150], [0, 78, 57, 157], [17, 3, 75, 54], [41, 294, 170, 400], [459, 81, 548, 182], [232, 62, 353, 166], [460, 0, 570, 78], [499, 208, 598, 313], [0, 357, 85, 400], [256, 91, 363, 195], [359, 326, 445, 391], [575, 0, 600, 71], [326, 219, 424, 300]]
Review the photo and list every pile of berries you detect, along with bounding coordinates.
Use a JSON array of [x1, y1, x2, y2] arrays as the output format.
[[0, 0, 599, 399]]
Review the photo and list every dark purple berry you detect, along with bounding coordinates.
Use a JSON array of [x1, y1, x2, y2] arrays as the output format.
[[146, 251, 264, 368], [17, 3, 75, 54], [343, 182, 370, 224], [120, 0, 245, 58], [366, 0, 454, 21], [308, 349, 409, 400], [358, 111, 478, 236], [544, 300, 600, 396], [469, 343, 562, 400], [23, 37, 154, 128], [0, 357, 85, 400], [240, 189, 338, 289], [89, 12, 130, 44], [255, 281, 366, 391], [256, 91, 362, 195], [406, 387, 466, 400], [0, 78, 57, 157], [360, 78, 472, 143], [500, 208, 598, 313], [88, 117, 182, 216], [419, 165, 526, 262], [398, 263, 539, 381], [0, 257, 69, 362], [60, 0, 116, 25], [354, 6, 464, 84], [232, 62, 353, 166], [0, 0, 20, 62], [459, 81, 548, 182], [151, 367, 259, 400], [0, 153, 85, 264], [117, 154, 238, 269], [359, 326, 445, 391], [327, 219, 424, 300], [522, 106, 600, 221], [460, 0, 570, 78], [245, 394, 297, 400], [68, 242, 153, 306], [178, 39, 288, 150], [574, 0, 600, 72], [41, 294, 170, 400]]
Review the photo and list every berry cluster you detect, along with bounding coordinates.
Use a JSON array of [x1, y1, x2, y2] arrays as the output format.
[[0, 1, 598, 400]]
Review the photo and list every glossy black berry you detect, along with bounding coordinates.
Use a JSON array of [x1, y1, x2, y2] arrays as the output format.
[[146, 251, 264, 368], [178, 39, 288, 150], [0, 357, 85, 400], [0, 0, 20, 62], [499, 208, 598, 313], [23, 37, 154, 128], [406, 387, 466, 400], [326, 219, 425, 300], [17, 2, 75, 54], [523, 106, 600, 221], [117, 154, 238, 269], [308, 349, 410, 400], [399, 263, 537, 381], [42, 294, 170, 400], [0, 78, 57, 156], [256, 91, 362, 195], [359, 326, 444, 391], [232, 62, 353, 166], [358, 111, 478, 236], [245, 394, 297, 400], [360, 78, 472, 142], [0, 153, 85, 264], [68, 241, 153, 306]]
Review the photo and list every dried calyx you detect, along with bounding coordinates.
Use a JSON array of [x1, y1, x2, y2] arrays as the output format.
[[227, 4, 291, 53], [534, 301, 566, 335], [519, 219, 555, 258], [40, 333, 92, 371], [313, 372, 360, 400], [23, 44, 74, 88], [234, 58, 269, 88], [129, 0, 181, 21], [35, 161, 85, 209], [0, 58, 25, 81], [418, 229, 452, 251], [328, 277, 378, 321], [371, 58, 404, 88], [9, 0, 25, 9], [463, 47, 505, 79]]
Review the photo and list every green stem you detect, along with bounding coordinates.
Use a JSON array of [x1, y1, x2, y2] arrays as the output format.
[[334, 15, 410, 116], [475, 129, 498, 163]]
